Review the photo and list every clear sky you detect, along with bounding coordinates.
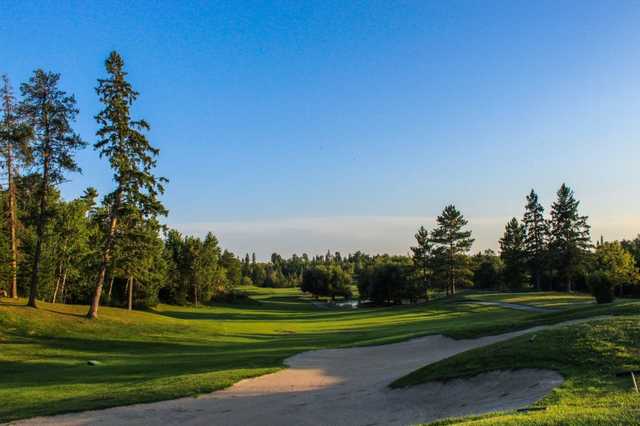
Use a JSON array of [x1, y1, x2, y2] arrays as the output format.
[[2, 0, 640, 259]]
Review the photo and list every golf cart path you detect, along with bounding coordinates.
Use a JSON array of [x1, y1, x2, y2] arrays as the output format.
[[12, 318, 606, 426], [464, 300, 560, 313]]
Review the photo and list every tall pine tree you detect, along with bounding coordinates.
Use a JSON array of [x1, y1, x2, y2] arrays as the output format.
[[430, 205, 474, 296], [19, 70, 85, 308], [548, 184, 590, 292], [522, 189, 548, 290], [410, 225, 433, 300], [499, 217, 528, 290], [87, 52, 166, 319], [0, 75, 32, 298]]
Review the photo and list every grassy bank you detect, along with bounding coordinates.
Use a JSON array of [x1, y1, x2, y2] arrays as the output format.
[[392, 316, 640, 425]]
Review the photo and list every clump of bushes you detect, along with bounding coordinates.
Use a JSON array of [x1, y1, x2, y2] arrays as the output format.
[[300, 265, 353, 300], [357, 259, 423, 305], [588, 271, 615, 304], [210, 289, 258, 305]]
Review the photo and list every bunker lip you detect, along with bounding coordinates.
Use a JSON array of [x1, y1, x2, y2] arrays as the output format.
[[13, 318, 604, 426]]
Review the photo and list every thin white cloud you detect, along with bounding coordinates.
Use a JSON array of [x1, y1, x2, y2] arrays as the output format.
[[170, 215, 497, 260], [170, 214, 639, 260]]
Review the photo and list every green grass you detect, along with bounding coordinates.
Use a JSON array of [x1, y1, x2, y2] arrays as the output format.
[[0, 287, 638, 423], [461, 291, 595, 309], [392, 316, 640, 425]]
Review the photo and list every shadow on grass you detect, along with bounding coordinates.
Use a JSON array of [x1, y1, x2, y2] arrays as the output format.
[[2, 294, 638, 423], [156, 298, 490, 323]]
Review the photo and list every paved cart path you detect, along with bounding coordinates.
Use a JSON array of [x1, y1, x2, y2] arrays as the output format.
[[463, 300, 560, 313]]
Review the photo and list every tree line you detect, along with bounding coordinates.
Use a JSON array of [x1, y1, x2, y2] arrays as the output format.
[[297, 185, 639, 304], [2, 53, 638, 312], [477, 185, 638, 302]]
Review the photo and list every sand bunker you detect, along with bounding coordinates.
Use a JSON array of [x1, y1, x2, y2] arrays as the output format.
[[13, 320, 601, 426], [390, 369, 562, 423]]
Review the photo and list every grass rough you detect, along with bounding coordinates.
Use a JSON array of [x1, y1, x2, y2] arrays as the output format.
[[392, 316, 640, 425], [1, 288, 638, 423]]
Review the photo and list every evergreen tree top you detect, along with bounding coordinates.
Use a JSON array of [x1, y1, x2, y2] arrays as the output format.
[[94, 51, 167, 219], [549, 183, 591, 250], [0, 75, 33, 168], [430, 204, 474, 253], [18, 69, 86, 184]]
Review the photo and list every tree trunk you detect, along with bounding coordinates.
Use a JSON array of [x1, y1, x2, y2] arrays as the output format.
[[127, 276, 133, 311], [448, 244, 454, 297], [59, 269, 67, 303], [87, 194, 120, 319], [28, 151, 50, 308], [423, 263, 430, 301], [107, 275, 115, 304], [51, 275, 61, 303], [51, 262, 63, 303], [7, 141, 18, 299]]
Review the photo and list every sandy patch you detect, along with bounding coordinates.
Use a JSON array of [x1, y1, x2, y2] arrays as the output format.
[[11, 319, 604, 426], [390, 369, 562, 423]]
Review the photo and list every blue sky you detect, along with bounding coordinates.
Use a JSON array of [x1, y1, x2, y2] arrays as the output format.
[[2, 1, 640, 258]]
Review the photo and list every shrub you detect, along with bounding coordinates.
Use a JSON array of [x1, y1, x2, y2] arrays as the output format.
[[588, 271, 615, 304], [357, 260, 415, 305], [301, 265, 352, 300], [210, 289, 256, 304]]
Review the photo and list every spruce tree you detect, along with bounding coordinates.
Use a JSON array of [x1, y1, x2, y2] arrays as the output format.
[[0, 75, 32, 298], [472, 250, 503, 289], [19, 70, 85, 308], [548, 183, 591, 292], [116, 213, 166, 310], [499, 217, 528, 290], [87, 52, 166, 319], [430, 205, 474, 296], [522, 189, 548, 290], [410, 225, 433, 300]]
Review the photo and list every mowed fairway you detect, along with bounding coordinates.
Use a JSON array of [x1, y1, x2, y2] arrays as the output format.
[[1, 287, 638, 424]]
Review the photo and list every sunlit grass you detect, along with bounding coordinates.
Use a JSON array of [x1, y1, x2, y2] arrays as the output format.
[[393, 317, 640, 425], [0, 287, 637, 422]]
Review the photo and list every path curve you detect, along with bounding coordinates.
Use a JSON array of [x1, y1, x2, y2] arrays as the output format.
[[11, 318, 605, 426], [463, 300, 560, 313]]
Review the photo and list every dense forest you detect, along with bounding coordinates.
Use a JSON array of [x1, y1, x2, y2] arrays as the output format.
[[1, 52, 638, 314]]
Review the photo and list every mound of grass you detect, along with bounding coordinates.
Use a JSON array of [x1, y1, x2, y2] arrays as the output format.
[[392, 316, 640, 425], [1, 287, 638, 422]]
